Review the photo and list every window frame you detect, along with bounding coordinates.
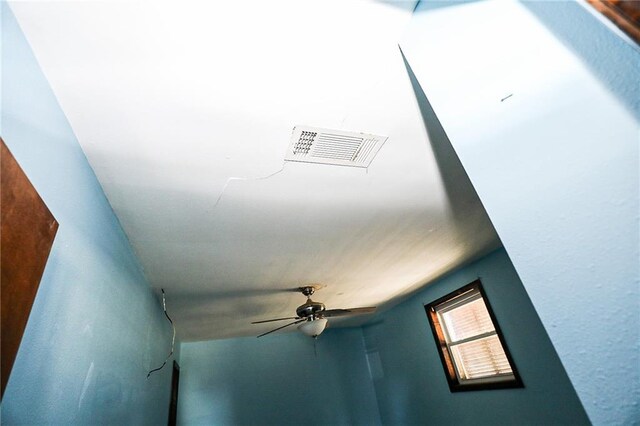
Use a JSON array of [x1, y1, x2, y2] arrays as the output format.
[[424, 279, 524, 392], [585, 0, 640, 45]]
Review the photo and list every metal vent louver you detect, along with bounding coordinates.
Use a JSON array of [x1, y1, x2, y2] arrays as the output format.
[[285, 126, 387, 168]]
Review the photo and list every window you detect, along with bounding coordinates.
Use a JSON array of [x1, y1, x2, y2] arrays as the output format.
[[425, 280, 523, 392]]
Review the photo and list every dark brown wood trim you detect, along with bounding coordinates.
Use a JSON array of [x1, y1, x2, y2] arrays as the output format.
[[424, 279, 524, 392], [168, 360, 180, 426], [586, 0, 640, 45], [1, 138, 59, 397]]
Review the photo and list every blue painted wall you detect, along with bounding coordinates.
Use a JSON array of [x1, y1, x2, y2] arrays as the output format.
[[363, 249, 589, 425], [178, 328, 381, 426], [400, 1, 639, 423], [1, 4, 174, 423]]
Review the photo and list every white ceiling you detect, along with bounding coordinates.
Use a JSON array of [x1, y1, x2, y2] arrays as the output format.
[[9, 0, 500, 341]]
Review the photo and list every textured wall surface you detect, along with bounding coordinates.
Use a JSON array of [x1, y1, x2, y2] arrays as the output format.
[[400, 1, 640, 424], [178, 328, 381, 426], [1, 5, 174, 424], [363, 249, 588, 425]]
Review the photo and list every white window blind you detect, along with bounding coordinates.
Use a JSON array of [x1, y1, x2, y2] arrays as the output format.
[[435, 288, 514, 382]]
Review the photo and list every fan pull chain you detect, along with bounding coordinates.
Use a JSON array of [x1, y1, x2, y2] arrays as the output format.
[[313, 336, 318, 358]]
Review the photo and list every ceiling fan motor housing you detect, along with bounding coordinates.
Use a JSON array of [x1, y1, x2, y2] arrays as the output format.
[[296, 299, 325, 319]]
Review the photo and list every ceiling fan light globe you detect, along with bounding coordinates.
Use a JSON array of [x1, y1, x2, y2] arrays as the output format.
[[298, 318, 328, 337]]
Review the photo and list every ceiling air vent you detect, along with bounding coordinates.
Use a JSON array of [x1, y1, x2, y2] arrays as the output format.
[[285, 126, 387, 168]]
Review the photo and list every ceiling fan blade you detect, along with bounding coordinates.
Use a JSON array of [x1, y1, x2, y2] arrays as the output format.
[[256, 319, 306, 338], [321, 307, 377, 318], [251, 316, 299, 324]]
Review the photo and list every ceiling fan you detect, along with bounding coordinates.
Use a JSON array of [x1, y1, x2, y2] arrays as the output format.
[[252, 286, 377, 338]]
